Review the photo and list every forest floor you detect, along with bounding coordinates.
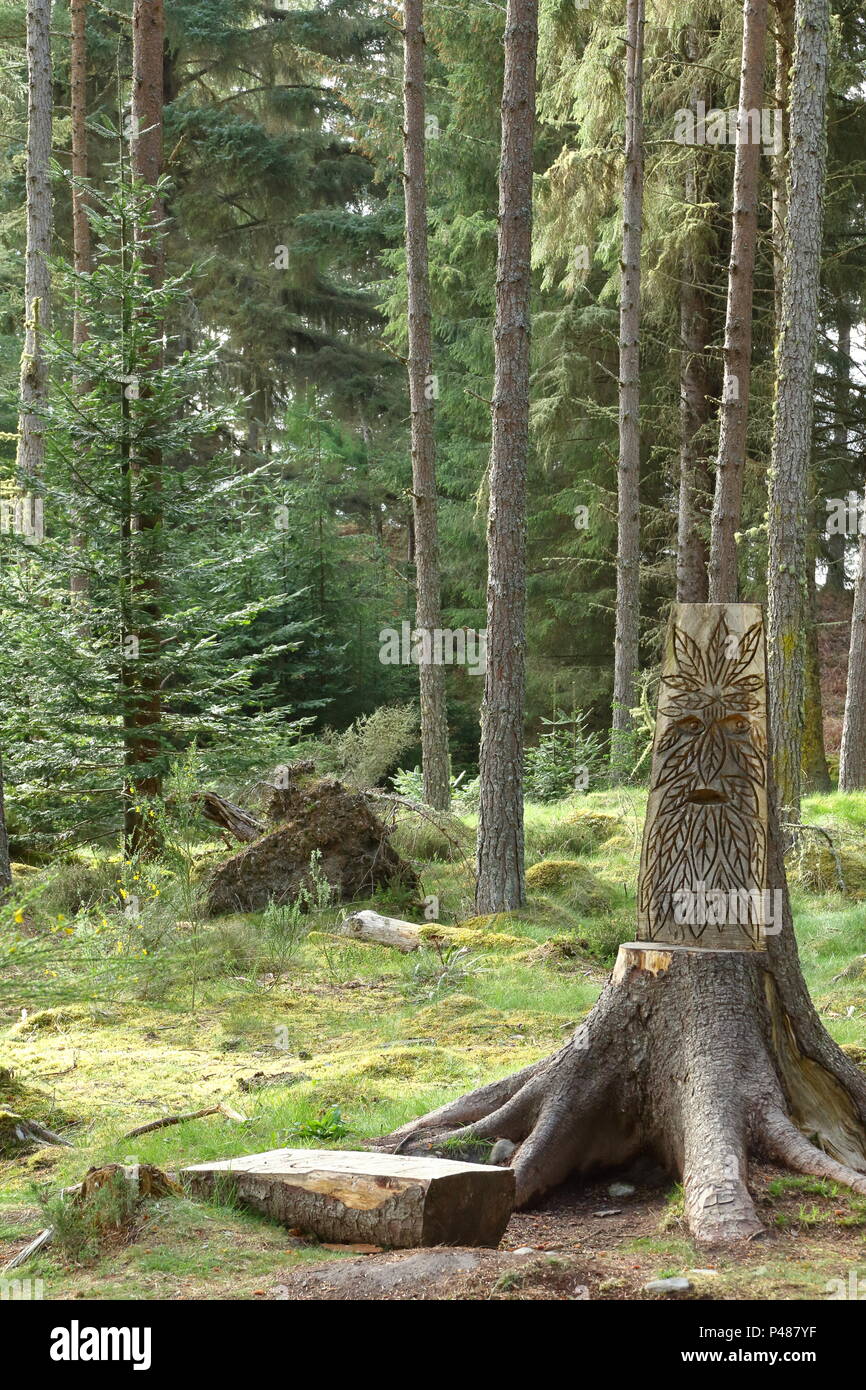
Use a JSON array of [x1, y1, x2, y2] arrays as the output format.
[[2, 789, 866, 1301]]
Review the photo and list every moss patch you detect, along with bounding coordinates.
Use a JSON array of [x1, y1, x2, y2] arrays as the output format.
[[525, 858, 614, 914]]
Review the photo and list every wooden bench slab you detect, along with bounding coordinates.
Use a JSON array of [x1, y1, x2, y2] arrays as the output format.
[[183, 1148, 515, 1249]]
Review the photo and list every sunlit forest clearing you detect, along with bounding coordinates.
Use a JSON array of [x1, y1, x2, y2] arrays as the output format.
[[3, 787, 866, 1299]]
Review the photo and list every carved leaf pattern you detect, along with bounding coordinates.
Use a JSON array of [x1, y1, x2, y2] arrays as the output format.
[[642, 616, 767, 946]]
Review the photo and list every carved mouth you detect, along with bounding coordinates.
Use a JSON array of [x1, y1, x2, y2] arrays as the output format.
[[687, 787, 727, 804]]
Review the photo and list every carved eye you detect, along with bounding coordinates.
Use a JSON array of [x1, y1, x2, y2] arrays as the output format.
[[675, 716, 703, 735], [719, 714, 750, 736]]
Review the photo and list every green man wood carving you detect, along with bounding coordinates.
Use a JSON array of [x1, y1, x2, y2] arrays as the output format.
[[638, 603, 770, 949]]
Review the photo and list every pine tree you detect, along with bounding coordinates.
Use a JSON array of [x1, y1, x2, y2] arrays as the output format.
[[402, 0, 450, 811], [708, 0, 769, 602], [16, 0, 52, 481], [476, 0, 538, 914], [767, 0, 831, 821], [610, 0, 645, 778]]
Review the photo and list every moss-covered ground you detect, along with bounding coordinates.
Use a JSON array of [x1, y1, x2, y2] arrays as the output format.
[[2, 790, 865, 1300]]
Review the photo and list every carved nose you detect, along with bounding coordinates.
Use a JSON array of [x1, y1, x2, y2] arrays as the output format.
[[687, 787, 727, 804]]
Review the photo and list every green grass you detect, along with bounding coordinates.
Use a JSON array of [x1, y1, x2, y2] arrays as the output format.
[[2, 788, 866, 1299]]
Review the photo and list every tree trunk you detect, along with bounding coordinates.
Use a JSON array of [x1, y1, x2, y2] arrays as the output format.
[[124, 0, 165, 856], [771, 0, 794, 334], [402, 0, 450, 812], [707, 0, 769, 602], [676, 42, 710, 605], [767, 0, 830, 823], [383, 604, 866, 1247], [610, 0, 645, 779], [0, 752, 11, 890], [825, 309, 851, 594], [70, 0, 91, 350], [70, 0, 92, 605], [839, 515, 866, 789], [474, 0, 538, 914], [770, 0, 828, 796], [802, 503, 832, 791], [16, 0, 53, 482]]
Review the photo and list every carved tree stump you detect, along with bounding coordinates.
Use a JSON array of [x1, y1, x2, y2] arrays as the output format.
[[638, 603, 770, 949], [378, 604, 866, 1245]]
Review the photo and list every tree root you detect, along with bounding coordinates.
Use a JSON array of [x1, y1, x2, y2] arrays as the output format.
[[378, 942, 866, 1245]]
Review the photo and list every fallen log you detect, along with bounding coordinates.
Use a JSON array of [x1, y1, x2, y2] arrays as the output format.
[[335, 909, 426, 953], [184, 1148, 514, 1248], [1, 1226, 53, 1274], [0, 1110, 73, 1152]]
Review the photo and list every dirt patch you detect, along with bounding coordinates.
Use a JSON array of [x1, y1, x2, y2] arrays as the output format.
[[259, 1165, 866, 1301]]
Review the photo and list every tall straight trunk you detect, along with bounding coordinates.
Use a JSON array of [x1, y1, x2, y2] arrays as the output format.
[[0, 753, 10, 890], [840, 509, 866, 789], [825, 309, 851, 593], [771, 0, 828, 794], [16, 0, 53, 481], [771, 0, 794, 333], [70, 0, 92, 603], [475, 0, 538, 914], [677, 45, 710, 604], [402, 0, 450, 812], [70, 0, 91, 348], [124, 0, 165, 856], [707, 0, 769, 602], [803, 511, 831, 791], [767, 0, 830, 822], [610, 0, 645, 779]]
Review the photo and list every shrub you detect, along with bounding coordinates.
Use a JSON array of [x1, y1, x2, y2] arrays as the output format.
[[391, 766, 481, 811], [390, 810, 473, 863], [37, 1171, 140, 1265], [524, 708, 607, 802], [317, 704, 418, 789]]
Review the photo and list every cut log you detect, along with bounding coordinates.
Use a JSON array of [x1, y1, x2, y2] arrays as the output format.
[[183, 1148, 514, 1248], [336, 910, 425, 953]]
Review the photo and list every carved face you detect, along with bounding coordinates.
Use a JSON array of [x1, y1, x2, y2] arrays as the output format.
[[639, 616, 767, 944]]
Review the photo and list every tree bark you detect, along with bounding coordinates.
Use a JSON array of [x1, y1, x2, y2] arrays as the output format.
[[824, 309, 851, 594], [475, 0, 538, 914], [676, 41, 710, 605], [70, 0, 92, 605], [803, 502, 832, 791], [70, 0, 91, 349], [610, 0, 645, 778], [124, 0, 166, 856], [767, 0, 830, 822], [16, 0, 53, 482], [839, 512, 866, 789], [769, 0, 828, 795], [402, 0, 450, 812], [0, 752, 11, 890], [708, 0, 769, 602], [771, 0, 794, 334], [383, 604, 866, 1247]]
